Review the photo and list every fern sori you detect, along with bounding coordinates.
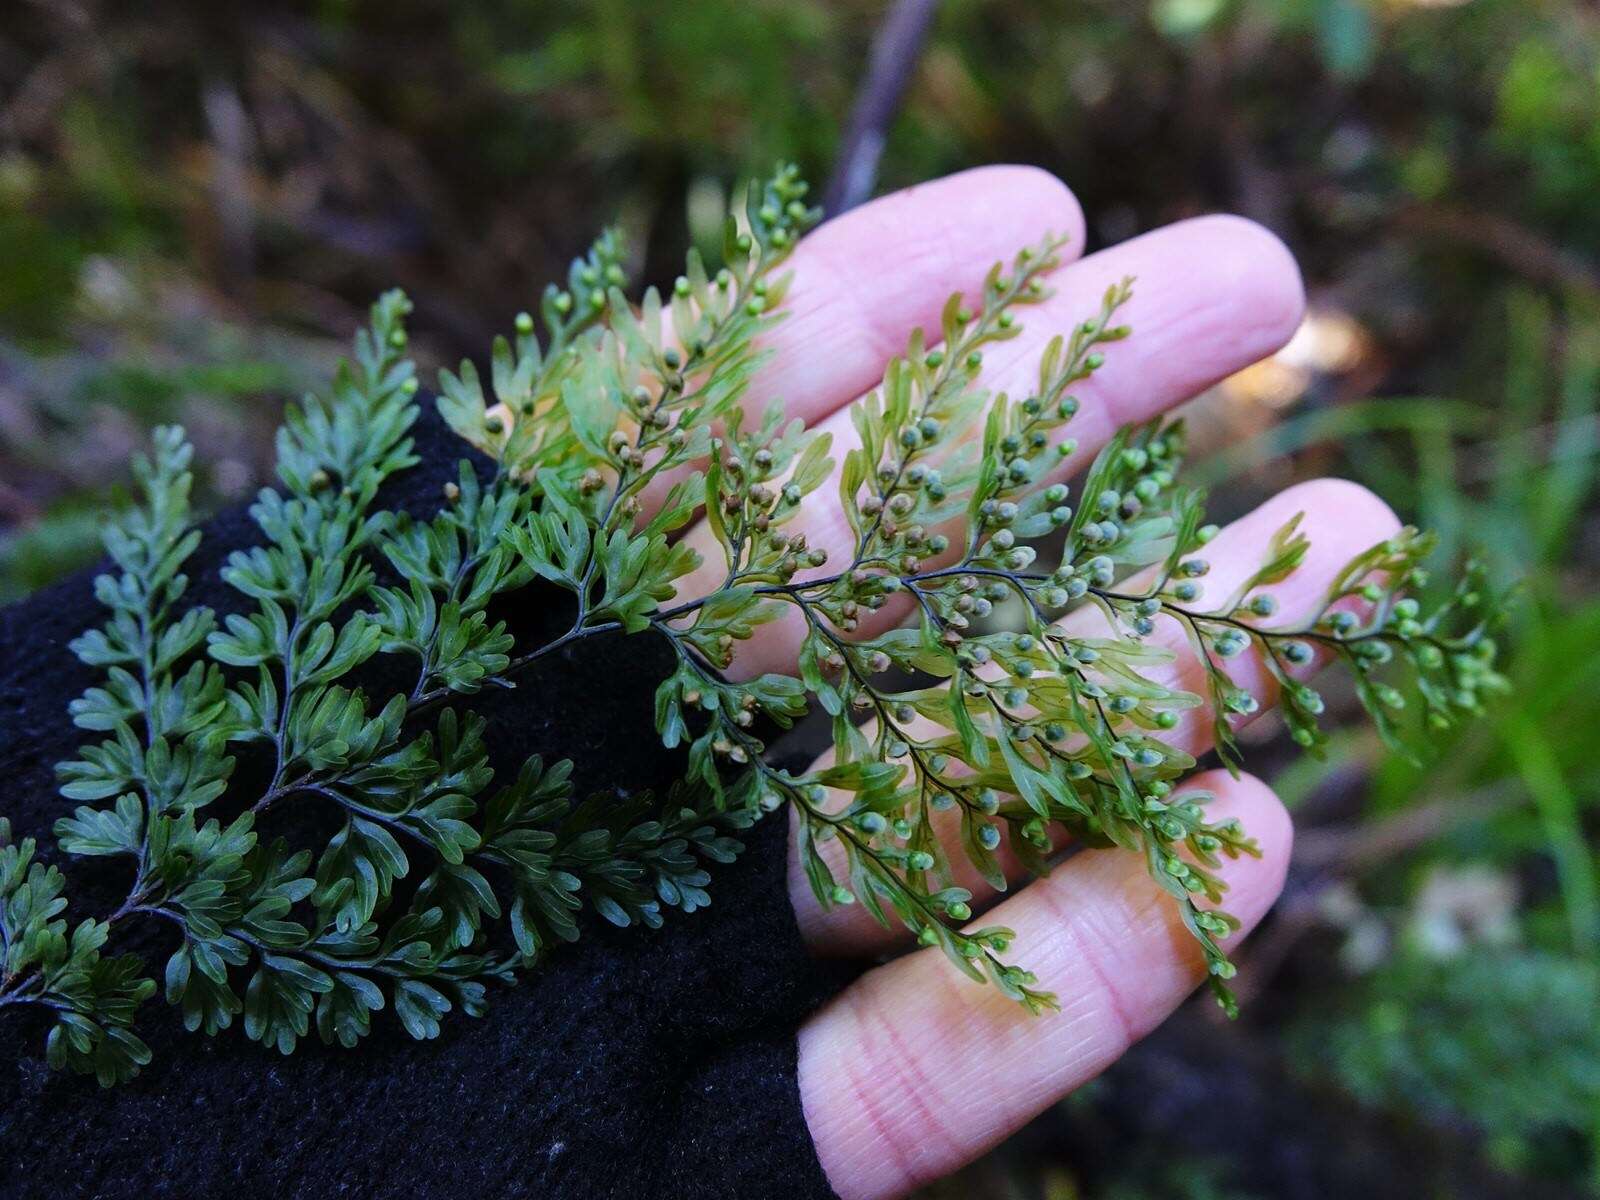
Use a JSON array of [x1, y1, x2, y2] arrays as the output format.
[[0, 165, 1506, 1080]]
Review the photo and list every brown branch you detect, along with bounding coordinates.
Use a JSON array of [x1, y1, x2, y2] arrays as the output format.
[[1291, 783, 1514, 874], [1392, 201, 1600, 296]]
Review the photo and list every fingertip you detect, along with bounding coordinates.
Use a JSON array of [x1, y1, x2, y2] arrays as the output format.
[[1179, 213, 1306, 355], [1006, 212, 1306, 434], [942, 164, 1088, 251], [810, 163, 1085, 263], [1176, 769, 1293, 935], [1239, 478, 1405, 593], [1274, 476, 1402, 539], [769, 166, 1090, 427], [798, 768, 1298, 1200]]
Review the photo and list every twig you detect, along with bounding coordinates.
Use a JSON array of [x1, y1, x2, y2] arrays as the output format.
[[201, 78, 257, 300], [1391, 201, 1600, 297], [823, 0, 942, 217], [1291, 782, 1514, 873]]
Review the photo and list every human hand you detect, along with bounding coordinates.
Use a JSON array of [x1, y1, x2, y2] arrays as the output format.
[[0, 163, 1425, 1200], [655, 166, 1398, 1198]]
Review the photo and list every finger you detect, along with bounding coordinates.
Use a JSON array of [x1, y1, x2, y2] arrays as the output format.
[[682, 214, 1305, 678], [791, 476, 1396, 956], [636, 166, 1085, 515], [798, 770, 1292, 1200], [751, 166, 1086, 428]]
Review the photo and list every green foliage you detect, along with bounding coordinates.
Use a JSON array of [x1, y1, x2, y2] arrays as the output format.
[[428, 165, 1500, 1015], [1290, 950, 1600, 1177], [0, 166, 1503, 1081], [1234, 292, 1600, 1192], [1, 255, 761, 1077], [0, 819, 156, 1085]]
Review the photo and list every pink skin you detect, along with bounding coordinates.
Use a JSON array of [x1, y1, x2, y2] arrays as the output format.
[[790, 478, 1399, 958], [798, 772, 1292, 1200], [636, 166, 1087, 518], [638, 166, 1387, 1197]]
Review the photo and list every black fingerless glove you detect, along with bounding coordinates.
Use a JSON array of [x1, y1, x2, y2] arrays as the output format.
[[0, 409, 849, 1200]]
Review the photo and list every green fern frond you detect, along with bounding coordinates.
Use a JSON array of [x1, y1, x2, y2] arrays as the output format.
[[0, 166, 1508, 1079]]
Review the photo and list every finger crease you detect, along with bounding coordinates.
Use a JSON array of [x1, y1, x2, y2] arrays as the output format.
[[848, 984, 957, 1190], [1043, 876, 1138, 1050]]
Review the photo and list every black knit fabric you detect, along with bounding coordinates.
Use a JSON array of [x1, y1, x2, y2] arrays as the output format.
[[0, 408, 846, 1199]]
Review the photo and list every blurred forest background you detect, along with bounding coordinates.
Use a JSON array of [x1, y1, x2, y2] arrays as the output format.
[[2, 0, 1598, 1196]]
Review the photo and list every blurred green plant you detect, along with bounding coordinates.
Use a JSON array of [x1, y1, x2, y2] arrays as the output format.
[[1198, 288, 1600, 1192], [1291, 949, 1600, 1186]]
